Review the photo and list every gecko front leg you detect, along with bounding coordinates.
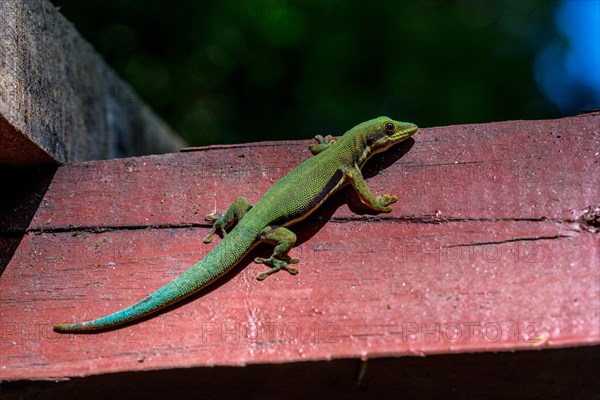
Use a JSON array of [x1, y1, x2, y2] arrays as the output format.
[[347, 167, 397, 212]]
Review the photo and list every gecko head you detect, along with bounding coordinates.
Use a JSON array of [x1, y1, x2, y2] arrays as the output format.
[[358, 116, 418, 157]]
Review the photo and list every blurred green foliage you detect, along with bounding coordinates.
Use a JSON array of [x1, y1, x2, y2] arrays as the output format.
[[55, 0, 563, 145]]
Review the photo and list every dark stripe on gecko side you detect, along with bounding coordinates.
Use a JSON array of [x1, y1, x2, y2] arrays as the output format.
[[288, 169, 344, 221]]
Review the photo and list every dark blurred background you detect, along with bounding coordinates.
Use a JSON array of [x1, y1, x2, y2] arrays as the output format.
[[53, 0, 599, 146]]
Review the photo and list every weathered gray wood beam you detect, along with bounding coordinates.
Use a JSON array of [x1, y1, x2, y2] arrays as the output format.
[[0, 0, 185, 165]]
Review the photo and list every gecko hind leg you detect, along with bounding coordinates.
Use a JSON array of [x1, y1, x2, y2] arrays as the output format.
[[255, 226, 299, 280], [203, 197, 253, 244]]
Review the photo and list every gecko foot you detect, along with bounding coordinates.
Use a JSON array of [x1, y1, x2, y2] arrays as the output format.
[[375, 194, 398, 211], [203, 213, 227, 243], [255, 256, 299, 280]]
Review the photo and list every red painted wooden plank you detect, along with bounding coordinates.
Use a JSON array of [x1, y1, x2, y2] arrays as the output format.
[[1, 114, 599, 381], [29, 113, 599, 231], [2, 220, 597, 379], [0, 165, 56, 274]]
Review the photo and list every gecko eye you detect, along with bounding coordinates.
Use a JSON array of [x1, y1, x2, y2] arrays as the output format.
[[384, 122, 395, 134]]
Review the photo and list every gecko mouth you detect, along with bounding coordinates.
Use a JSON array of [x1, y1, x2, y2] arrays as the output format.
[[392, 123, 418, 141]]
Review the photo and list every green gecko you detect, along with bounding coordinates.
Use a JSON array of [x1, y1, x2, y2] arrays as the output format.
[[54, 117, 418, 332]]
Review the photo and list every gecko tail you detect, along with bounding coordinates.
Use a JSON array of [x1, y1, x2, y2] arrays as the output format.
[[54, 322, 92, 332], [53, 280, 191, 332], [53, 257, 226, 332], [54, 221, 258, 333]]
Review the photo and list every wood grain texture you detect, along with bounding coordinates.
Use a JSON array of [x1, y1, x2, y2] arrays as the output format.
[[0, 0, 184, 164], [1, 114, 599, 381]]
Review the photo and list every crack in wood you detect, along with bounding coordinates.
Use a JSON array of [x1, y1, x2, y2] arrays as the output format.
[[329, 215, 571, 224], [27, 223, 209, 235], [26, 215, 580, 234], [441, 234, 571, 248], [578, 206, 600, 232]]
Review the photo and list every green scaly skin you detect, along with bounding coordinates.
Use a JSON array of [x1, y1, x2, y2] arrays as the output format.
[[54, 117, 418, 332]]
